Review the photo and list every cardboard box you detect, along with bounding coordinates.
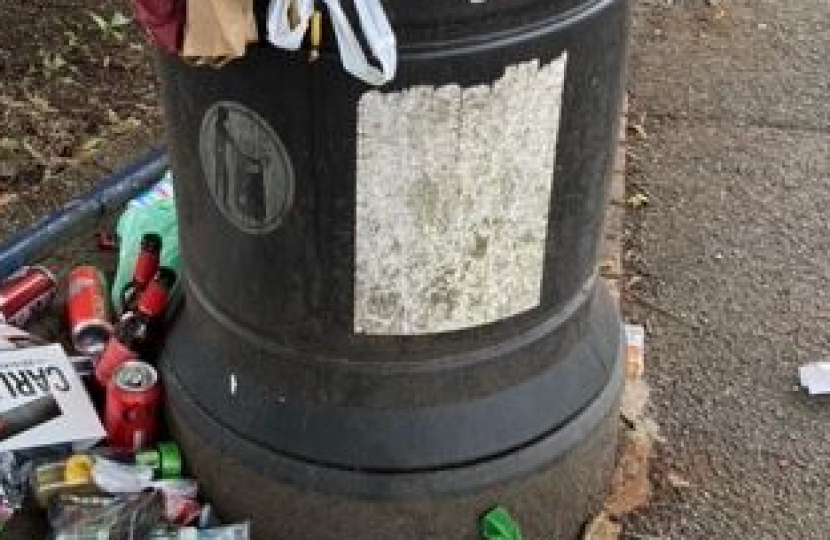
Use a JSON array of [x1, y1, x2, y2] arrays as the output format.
[[0, 345, 104, 452]]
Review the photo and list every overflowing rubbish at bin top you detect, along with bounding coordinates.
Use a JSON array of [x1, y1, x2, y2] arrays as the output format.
[[0, 174, 250, 538], [132, 0, 397, 85]]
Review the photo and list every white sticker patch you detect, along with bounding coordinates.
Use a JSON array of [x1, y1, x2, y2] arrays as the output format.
[[355, 55, 568, 335]]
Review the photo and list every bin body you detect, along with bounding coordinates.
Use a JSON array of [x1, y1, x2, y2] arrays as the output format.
[[158, 0, 630, 537]]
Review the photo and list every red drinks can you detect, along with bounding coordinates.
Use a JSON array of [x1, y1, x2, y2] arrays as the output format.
[[0, 266, 57, 327], [106, 360, 162, 451], [65, 266, 113, 355]]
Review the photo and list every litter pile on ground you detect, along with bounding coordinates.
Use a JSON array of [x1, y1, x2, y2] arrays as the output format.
[[0, 174, 249, 539]]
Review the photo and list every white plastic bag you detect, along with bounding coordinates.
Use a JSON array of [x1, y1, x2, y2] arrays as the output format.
[[92, 457, 155, 493], [266, 0, 397, 86], [266, 0, 315, 50]]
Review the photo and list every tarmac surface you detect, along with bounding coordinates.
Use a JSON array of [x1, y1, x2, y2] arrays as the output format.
[[623, 1, 830, 538]]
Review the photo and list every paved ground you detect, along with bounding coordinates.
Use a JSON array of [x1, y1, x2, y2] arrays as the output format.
[[4, 1, 829, 538], [623, 1, 830, 538]]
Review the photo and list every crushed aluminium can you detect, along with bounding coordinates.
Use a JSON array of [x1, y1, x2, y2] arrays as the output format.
[[0, 266, 57, 327], [66, 266, 113, 355]]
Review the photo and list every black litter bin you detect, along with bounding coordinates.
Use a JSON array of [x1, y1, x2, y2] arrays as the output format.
[[158, 0, 630, 537]]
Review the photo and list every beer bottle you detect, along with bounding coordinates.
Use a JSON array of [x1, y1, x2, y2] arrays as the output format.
[[94, 268, 177, 388], [120, 233, 162, 314]]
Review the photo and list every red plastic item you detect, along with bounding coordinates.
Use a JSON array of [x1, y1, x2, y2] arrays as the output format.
[[97, 231, 118, 251], [131, 0, 186, 55]]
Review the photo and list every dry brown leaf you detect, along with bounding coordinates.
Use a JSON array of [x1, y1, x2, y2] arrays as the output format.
[[605, 430, 652, 518], [80, 137, 104, 152], [0, 192, 18, 207], [599, 258, 617, 276], [0, 96, 26, 109], [582, 512, 620, 540], [25, 93, 57, 114], [626, 193, 650, 208], [0, 160, 18, 178], [620, 379, 650, 426], [667, 471, 692, 490], [21, 140, 47, 164], [0, 137, 20, 151]]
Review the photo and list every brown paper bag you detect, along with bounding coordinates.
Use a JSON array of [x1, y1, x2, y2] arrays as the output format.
[[182, 0, 258, 65]]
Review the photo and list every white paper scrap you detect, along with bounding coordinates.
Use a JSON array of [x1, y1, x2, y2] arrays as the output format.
[[799, 362, 830, 396]]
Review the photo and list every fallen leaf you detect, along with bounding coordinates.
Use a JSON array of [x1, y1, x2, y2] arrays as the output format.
[[641, 417, 666, 444], [88, 11, 109, 32], [630, 123, 647, 139], [110, 11, 132, 28], [79, 137, 104, 152], [50, 53, 67, 70], [0, 137, 20, 151], [599, 258, 617, 276], [111, 117, 142, 134], [25, 93, 57, 114], [0, 96, 26, 109], [628, 111, 648, 139], [582, 512, 620, 540], [620, 379, 650, 426], [667, 471, 691, 490], [605, 430, 651, 518], [0, 192, 18, 207], [625, 274, 644, 290], [0, 160, 18, 178], [21, 140, 46, 164], [64, 30, 79, 47], [625, 193, 650, 208]]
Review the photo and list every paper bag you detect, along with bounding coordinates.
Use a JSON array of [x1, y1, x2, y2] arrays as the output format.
[[182, 0, 258, 65]]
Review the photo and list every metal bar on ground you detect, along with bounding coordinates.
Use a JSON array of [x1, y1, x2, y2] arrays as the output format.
[[0, 147, 168, 280]]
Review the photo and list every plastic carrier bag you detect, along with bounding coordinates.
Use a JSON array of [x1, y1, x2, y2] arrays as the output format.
[[267, 0, 397, 85], [0, 452, 27, 530], [182, 0, 258, 65], [131, 0, 186, 55]]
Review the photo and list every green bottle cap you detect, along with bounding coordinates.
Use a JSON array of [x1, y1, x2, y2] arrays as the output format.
[[156, 441, 182, 479], [134, 448, 160, 471], [479, 505, 524, 540], [135, 441, 182, 479]]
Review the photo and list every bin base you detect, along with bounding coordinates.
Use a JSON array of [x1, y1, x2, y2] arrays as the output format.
[[163, 342, 623, 540]]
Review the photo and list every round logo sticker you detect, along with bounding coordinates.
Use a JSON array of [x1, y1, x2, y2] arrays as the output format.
[[199, 102, 295, 235]]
